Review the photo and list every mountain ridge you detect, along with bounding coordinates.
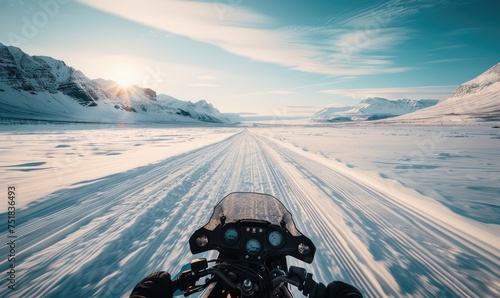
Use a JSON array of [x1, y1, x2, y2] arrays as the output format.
[[0, 43, 230, 124], [393, 62, 500, 123], [312, 62, 500, 124], [311, 97, 438, 122]]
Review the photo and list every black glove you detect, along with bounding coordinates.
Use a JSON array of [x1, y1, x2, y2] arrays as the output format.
[[326, 281, 363, 298], [130, 271, 173, 298]]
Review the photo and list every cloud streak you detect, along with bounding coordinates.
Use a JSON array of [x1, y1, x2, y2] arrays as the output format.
[[79, 0, 443, 77]]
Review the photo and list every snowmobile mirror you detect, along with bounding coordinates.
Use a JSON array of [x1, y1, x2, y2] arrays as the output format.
[[298, 243, 310, 255], [196, 235, 208, 247]]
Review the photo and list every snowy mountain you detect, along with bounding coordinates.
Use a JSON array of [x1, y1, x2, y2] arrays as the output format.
[[394, 63, 500, 123], [0, 43, 230, 123], [311, 106, 352, 121], [311, 97, 438, 122], [158, 97, 229, 123], [222, 113, 245, 123]]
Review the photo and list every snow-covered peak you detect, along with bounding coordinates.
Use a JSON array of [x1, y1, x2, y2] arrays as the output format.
[[158, 97, 228, 123], [196, 99, 209, 106], [195, 99, 219, 114], [312, 98, 438, 122], [1, 43, 26, 68], [33, 55, 72, 83], [393, 62, 500, 123], [0, 43, 230, 123], [311, 105, 353, 120], [446, 63, 500, 100], [1, 44, 56, 92], [359, 97, 388, 104]]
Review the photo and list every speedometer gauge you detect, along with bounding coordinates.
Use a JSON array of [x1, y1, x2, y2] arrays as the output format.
[[245, 239, 261, 255], [268, 231, 284, 248], [223, 228, 239, 245]]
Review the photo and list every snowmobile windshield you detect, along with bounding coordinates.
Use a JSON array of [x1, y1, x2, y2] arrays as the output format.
[[203, 192, 301, 236]]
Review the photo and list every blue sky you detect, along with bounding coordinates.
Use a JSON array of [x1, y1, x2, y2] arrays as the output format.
[[1, 0, 499, 117]]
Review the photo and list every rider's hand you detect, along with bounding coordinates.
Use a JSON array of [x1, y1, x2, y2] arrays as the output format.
[[326, 281, 363, 298], [130, 271, 173, 298]]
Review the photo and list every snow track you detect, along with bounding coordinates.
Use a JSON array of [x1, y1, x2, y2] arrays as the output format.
[[1, 129, 498, 297]]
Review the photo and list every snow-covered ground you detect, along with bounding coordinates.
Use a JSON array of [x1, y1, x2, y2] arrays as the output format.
[[255, 125, 500, 224], [0, 124, 498, 297], [0, 124, 238, 208]]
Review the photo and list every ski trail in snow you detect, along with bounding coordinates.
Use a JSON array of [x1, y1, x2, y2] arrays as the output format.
[[0, 129, 498, 297]]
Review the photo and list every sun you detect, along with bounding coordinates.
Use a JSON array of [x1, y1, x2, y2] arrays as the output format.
[[110, 64, 141, 89]]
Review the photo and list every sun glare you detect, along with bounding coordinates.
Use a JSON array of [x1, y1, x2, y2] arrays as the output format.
[[111, 64, 140, 89]]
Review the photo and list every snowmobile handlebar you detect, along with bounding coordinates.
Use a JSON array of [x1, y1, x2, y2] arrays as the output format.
[[171, 194, 327, 297], [171, 258, 323, 298]]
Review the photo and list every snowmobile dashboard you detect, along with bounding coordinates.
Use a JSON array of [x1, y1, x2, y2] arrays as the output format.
[[188, 192, 316, 264], [190, 219, 315, 263]]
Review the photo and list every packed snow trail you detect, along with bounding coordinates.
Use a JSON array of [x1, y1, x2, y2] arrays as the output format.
[[0, 129, 498, 297]]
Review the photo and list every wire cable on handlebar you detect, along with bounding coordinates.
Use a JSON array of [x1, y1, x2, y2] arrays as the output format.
[[211, 262, 260, 278], [271, 276, 301, 288], [175, 259, 292, 297]]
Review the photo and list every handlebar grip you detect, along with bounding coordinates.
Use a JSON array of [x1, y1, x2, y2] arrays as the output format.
[[172, 271, 196, 295], [291, 270, 326, 298], [306, 282, 326, 298], [172, 277, 185, 296]]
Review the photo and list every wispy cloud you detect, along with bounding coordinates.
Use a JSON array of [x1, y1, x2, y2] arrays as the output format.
[[277, 24, 414, 75], [320, 85, 457, 100], [427, 44, 466, 52], [309, 0, 451, 73], [334, 0, 442, 28], [424, 58, 474, 64], [80, 0, 443, 77], [446, 27, 481, 37]]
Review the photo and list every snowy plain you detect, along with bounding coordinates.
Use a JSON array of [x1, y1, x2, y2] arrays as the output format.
[[0, 123, 499, 297]]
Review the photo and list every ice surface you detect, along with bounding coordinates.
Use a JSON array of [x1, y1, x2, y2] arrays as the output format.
[[0, 124, 498, 297]]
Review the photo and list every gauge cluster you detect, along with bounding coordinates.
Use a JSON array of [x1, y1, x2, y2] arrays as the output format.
[[189, 193, 316, 264], [219, 222, 288, 260]]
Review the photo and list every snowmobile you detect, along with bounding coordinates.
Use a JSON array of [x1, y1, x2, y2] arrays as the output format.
[[170, 192, 325, 298]]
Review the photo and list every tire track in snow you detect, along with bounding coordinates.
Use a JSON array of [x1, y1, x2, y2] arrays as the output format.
[[251, 135, 393, 297], [253, 131, 499, 297], [0, 130, 275, 297], [0, 129, 497, 297], [0, 131, 243, 297]]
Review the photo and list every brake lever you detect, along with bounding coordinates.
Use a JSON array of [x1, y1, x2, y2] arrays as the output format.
[[172, 259, 209, 296]]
